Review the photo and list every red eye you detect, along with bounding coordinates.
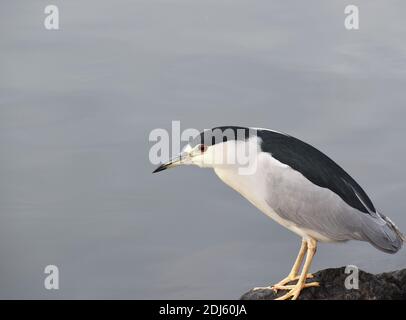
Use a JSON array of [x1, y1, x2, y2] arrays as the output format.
[[199, 144, 207, 152]]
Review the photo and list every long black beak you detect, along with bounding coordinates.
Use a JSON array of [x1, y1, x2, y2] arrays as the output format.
[[153, 163, 171, 173], [152, 153, 185, 173]]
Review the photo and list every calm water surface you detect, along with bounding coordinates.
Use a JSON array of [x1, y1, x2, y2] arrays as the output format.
[[1, 1, 405, 298]]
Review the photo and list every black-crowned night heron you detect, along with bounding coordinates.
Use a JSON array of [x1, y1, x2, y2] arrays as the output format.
[[153, 126, 404, 300]]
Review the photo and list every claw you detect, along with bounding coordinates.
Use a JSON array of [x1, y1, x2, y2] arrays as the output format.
[[271, 273, 314, 292], [273, 281, 319, 291]]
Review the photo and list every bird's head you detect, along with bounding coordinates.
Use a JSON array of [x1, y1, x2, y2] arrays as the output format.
[[153, 126, 260, 173]]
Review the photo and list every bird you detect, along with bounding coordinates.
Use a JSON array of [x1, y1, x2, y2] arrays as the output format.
[[153, 126, 404, 300]]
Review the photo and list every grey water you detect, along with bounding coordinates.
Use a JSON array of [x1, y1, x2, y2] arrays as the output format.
[[1, 0, 405, 299]]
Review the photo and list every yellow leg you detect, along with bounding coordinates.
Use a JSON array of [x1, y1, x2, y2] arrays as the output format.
[[271, 239, 309, 291], [253, 238, 312, 292], [275, 238, 319, 300], [271, 274, 314, 291]]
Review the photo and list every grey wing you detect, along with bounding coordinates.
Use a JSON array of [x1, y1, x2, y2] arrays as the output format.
[[258, 130, 377, 215], [264, 161, 403, 253]]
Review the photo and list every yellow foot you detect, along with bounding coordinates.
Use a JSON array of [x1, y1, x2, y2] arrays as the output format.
[[252, 274, 315, 292], [271, 273, 314, 292], [274, 281, 319, 300], [273, 281, 319, 291]]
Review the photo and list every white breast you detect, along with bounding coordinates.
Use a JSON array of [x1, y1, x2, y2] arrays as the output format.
[[214, 151, 312, 236]]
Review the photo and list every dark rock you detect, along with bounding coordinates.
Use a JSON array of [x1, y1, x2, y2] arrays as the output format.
[[240, 267, 406, 300]]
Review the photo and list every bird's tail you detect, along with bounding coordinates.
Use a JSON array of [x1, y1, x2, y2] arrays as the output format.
[[360, 213, 404, 254]]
